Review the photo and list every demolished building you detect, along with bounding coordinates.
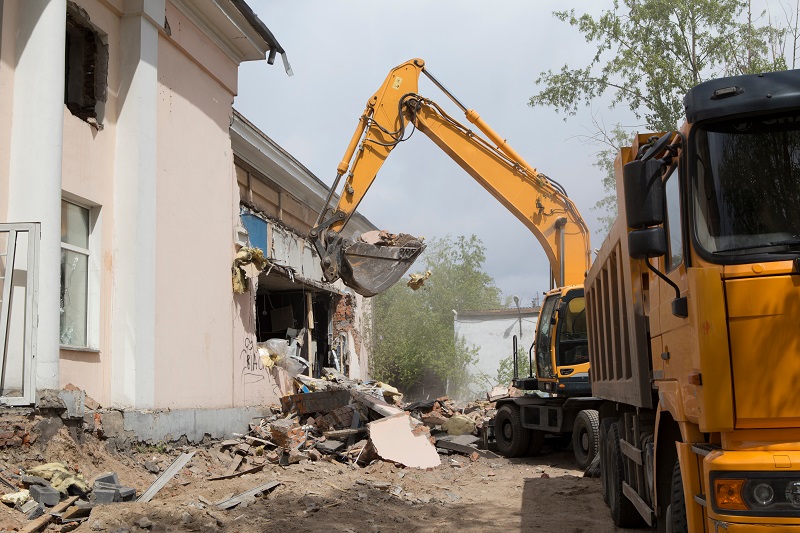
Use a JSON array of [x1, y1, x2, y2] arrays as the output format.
[[0, 0, 374, 442]]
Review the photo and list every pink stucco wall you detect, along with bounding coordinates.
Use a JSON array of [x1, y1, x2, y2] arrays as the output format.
[[153, 30, 240, 408], [57, 0, 121, 407]]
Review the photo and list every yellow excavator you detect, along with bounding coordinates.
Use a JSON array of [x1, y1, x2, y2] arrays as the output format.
[[311, 58, 605, 466]]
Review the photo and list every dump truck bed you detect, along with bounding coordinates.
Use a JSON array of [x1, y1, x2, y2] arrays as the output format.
[[585, 164, 653, 409]]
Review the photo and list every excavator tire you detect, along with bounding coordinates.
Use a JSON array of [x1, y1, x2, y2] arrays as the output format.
[[572, 409, 600, 469], [494, 405, 530, 458]]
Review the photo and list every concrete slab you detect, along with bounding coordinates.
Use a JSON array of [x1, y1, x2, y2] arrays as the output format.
[[367, 414, 440, 469]]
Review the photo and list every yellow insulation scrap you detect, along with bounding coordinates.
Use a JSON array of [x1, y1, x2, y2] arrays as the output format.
[[232, 247, 269, 294], [26, 463, 90, 494], [407, 270, 432, 290], [0, 489, 30, 505]]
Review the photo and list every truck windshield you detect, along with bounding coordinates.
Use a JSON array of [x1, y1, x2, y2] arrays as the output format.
[[693, 113, 800, 258]]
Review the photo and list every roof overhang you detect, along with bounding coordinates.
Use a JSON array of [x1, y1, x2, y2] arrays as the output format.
[[171, 0, 291, 73], [231, 110, 378, 238]]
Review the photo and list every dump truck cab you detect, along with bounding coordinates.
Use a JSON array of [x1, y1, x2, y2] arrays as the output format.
[[591, 69, 800, 531]]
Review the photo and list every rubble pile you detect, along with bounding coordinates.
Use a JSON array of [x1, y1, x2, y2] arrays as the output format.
[[205, 368, 500, 474]]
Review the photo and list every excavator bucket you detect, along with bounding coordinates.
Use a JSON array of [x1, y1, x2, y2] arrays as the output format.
[[340, 232, 426, 297]]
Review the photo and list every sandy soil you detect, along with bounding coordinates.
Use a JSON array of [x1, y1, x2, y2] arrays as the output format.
[[67, 440, 647, 533], [0, 406, 651, 533]]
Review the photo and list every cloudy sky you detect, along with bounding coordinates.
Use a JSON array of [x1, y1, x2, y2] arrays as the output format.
[[234, 1, 638, 307]]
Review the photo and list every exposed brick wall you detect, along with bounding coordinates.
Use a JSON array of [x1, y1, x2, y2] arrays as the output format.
[[332, 293, 361, 356]]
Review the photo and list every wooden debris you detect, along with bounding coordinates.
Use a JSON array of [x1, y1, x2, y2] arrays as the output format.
[[322, 428, 366, 439], [214, 480, 281, 510], [20, 496, 78, 533], [207, 464, 264, 481], [137, 452, 195, 503], [223, 455, 243, 477]]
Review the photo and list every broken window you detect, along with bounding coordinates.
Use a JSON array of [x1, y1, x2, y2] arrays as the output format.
[[60, 200, 90, 347], [65, 2, 108, 124]]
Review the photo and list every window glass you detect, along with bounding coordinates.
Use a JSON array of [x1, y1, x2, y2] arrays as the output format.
[[535, 295, 559, 379], [60, 200, 90, 347], [665, 169, 683, 270], [61, 200, 89, 248], [60, 250, 88, 346]]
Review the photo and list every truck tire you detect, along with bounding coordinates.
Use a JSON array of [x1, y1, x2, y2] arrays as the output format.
[[605, 421, 646, 527], [528, 429, 546, 455], [598, 417, 618, 505], [667, 460, 688, 533], [494, 404, 530, 457], [572, 409, 600, 470]]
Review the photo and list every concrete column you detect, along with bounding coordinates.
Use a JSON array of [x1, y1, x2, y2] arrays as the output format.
[[7, 0, 67, 391], [110, 0, 164, 408]]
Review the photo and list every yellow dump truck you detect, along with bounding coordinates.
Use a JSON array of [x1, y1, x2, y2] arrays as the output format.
[[590, 69, 800, 531]]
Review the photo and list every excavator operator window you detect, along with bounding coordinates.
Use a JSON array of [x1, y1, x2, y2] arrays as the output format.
[[535, 295, 560, 379], [556, 296, 589, 368]]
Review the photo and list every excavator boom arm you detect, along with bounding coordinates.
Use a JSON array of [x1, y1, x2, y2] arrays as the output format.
[[311, 58, 591, 294]]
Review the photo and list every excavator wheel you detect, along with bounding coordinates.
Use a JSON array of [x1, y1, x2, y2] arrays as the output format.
[[494, 405, 530, 458], [572, 409, 600, 469]]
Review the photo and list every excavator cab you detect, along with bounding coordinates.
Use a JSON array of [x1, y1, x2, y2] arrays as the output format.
[[534, 286, 591, 396]]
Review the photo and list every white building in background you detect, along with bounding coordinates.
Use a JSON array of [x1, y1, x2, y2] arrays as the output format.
[[454, 306, 540, 387]]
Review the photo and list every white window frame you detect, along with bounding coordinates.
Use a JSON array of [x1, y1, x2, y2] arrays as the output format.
[[60, 195, 101, 351]]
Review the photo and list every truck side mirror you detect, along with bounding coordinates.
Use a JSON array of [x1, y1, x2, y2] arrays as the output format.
[[629, 227, 667, 259], [623, 158, 665, 229]]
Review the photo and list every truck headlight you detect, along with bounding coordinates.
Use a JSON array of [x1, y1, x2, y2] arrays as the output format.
[[710, 472, 800, 517], [787, 481, 800, 508], [752, 483, 774, 506]]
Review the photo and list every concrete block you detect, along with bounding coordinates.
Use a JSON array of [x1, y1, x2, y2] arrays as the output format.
[[92, 472, 119, 486], [92, 482, 120, 501], [26, 501, 45, 520], [89, 488, 118, 504], [118, 486, 137, 501], [29, 484, 60, 506]]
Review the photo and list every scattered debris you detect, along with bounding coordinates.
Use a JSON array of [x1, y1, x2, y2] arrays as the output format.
[[137, 452, 195, 503], [214, 480, 281, 510], [368, 414, 440, 469], [407, 269, 432, 290]]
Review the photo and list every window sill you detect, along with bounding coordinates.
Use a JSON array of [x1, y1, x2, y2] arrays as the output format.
[[60, 345, 100, 353]]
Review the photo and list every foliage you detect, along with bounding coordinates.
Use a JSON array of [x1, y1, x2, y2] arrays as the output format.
[[530, 0, 791, 235], [495, 348, 533, 388], [369, 235, 502, 398], [531, 0, 787, 132]]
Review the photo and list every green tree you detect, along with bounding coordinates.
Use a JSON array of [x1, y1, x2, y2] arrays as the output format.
[[370, 235, 502, 399], [530, 0, 789, 233], [531, 0, 786, 132], [495, 348, 533, 388]]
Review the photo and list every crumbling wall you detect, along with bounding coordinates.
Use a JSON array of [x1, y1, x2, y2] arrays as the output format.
[[332, 293, 372, 381], [333, 294, 361, 355]]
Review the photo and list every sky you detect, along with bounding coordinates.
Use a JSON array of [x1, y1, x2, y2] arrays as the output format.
[[233, 1, 638, 308]]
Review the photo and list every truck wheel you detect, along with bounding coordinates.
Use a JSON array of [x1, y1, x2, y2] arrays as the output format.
[[528, 429, 545, 455], [494, 405, 530, 457], [572, 409, 600, 469], [598, 417, 618, 505], [605, 421, 645, 527], [667, 460, 688, 533]]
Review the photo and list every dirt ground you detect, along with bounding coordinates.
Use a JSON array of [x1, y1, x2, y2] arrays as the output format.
[[0, 420, 649, 533]]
